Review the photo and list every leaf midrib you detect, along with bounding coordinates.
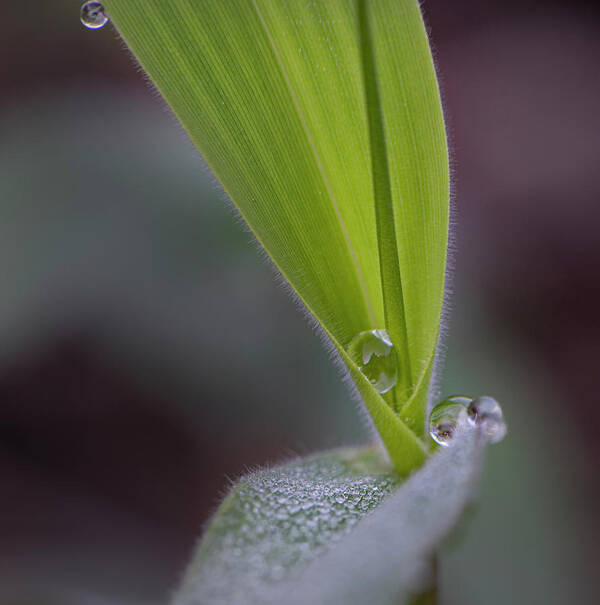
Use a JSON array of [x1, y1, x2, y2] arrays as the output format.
[[357, 0, 412, 407]]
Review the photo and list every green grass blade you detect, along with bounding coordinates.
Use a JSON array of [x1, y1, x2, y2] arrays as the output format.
[[103, 0, 449, 463], [366, 0, 450, 434], [357, 0, 412, 410]]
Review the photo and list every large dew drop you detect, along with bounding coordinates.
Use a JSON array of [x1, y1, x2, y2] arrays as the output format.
[[428, 396, 470, 447], [429, 394, 507, 446], [467, 395, 507, 444], [347, 329, 398, 394], [80, 1, 109, 29]]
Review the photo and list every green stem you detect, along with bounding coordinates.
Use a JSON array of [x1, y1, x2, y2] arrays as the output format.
[[407, 555, 438, 604], [357, 0, 412, 403], [407, 587, 437, 605]]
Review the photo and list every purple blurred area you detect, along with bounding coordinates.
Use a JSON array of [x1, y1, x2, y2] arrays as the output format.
[[428, 0, 600, 433], [0, 1, 598, 603]]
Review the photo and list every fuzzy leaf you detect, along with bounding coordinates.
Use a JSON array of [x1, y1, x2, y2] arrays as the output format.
[[174, 427, 484, 605], [103, 0, 449, 470]]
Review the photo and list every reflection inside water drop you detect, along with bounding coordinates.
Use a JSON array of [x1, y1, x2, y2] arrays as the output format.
[[347, 329, 398, 394], [467, 395, 507, 444], [429, 394, 507, 446], [428, 396, 470, 447], [81, 1, 109, 29]]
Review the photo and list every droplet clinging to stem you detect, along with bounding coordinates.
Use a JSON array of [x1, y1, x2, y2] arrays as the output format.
[[429, 395, 506, 447], [347, 329, 398, 395]]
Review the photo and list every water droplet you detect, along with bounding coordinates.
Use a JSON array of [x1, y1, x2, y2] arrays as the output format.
[[428, 396, 471, 447], [80, 2, 109, 29], [467, 395, 507, 444], [347, 329, 398, 394]]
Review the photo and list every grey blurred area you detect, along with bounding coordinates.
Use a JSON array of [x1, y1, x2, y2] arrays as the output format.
[[0, 1, 598, 603]]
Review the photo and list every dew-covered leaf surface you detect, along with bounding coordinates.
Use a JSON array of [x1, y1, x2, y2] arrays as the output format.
[[174, 447, 398, 604], [174, 429, 485, 605], [103, 0, 449, 472]]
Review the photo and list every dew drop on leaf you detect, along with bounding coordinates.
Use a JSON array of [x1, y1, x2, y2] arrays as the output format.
[[347, 329, 398, 394], [467, 395, 507, 444], [429, 395, 507, 446], [428, 396, 471, 447], [80, 1, 109, 29]]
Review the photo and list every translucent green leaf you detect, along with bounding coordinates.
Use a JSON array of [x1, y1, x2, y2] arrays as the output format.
[[173, 428, 484, 605], [103, 0, 449, 470]]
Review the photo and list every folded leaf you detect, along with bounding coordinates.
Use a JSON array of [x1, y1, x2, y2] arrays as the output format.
[[103, 0, 449, 468], [174, 427, 484, 605]]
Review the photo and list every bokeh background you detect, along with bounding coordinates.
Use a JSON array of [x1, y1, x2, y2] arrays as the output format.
[[1, 1, 598, 603]]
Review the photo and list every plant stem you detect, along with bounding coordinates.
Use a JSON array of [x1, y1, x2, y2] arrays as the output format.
[[407, 587, 437, 605], [357, 0, 412, 404], [406, 555, 438, 604]]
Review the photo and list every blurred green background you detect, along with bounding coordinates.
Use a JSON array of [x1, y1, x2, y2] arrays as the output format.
[[1, 1, 598, 603]]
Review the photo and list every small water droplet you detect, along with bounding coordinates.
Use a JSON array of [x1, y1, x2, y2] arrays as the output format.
[[468, 395, 507, 443], [80, 1, 109, 29], [347, 329, 398, 394], [428, 396, 471, 447]]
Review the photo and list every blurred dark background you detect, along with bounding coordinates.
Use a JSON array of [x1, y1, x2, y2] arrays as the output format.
[[1, 1, 598, 603]]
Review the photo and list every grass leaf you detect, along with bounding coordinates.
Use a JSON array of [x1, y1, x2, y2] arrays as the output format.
[[173, 428, 484, 605], [103, 0, 449, 469]]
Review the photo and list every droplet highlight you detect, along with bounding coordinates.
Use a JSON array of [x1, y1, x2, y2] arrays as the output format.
[[347, 329, 398, 394], [428, 396, 470, 447], [80, 1, 108, 29], [467, 395, 507, 444]]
